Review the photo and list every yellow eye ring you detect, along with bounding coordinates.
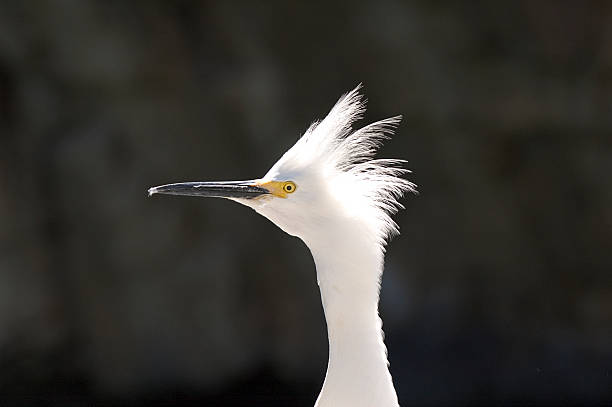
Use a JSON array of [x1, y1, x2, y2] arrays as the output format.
[[283, 181, 297, 194]]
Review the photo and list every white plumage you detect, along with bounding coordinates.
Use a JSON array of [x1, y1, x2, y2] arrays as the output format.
[[263, 85, 415, 244], [149, 85, 416, 407]]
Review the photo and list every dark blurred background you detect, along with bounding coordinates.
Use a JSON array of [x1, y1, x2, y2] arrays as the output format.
[[1, 1, 611, 406]]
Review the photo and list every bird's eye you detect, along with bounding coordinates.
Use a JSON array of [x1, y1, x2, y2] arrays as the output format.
[[283, 181, 297, 194]]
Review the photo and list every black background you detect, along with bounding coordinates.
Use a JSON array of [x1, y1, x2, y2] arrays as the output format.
[[0, 1, 611, 406]]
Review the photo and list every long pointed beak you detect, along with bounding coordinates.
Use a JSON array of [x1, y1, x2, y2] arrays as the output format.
[[148, 180, 270, 200]]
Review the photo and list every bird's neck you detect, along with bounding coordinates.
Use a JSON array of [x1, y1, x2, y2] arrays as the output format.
[[306, 223, 399, 407]]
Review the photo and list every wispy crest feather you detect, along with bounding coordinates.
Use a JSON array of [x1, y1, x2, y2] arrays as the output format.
[[271, 85, 416, 246]]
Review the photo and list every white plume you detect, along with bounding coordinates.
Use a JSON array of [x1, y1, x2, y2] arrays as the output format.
[[269, 85, 417, 247]]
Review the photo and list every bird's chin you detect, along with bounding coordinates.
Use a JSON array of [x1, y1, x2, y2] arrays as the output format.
[[230, 194, 272, 208], [240, 200, 301, 238]]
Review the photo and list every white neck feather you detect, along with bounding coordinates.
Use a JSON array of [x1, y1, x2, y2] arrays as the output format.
[[304, 220, 399, 407], [248, 85, 413, 406]]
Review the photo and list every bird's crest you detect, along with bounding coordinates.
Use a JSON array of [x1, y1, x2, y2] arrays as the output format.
[[267, 85, 416, 247]]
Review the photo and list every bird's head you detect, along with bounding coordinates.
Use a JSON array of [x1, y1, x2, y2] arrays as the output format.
[[149, 86, 416, 247]]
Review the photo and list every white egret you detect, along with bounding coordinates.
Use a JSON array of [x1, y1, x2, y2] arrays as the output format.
[[149, 85, 416, 407]]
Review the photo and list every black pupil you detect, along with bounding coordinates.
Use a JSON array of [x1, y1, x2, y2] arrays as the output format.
[[286, 185, 292, 191]]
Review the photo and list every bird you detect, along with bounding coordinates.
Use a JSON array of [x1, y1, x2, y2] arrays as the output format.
[[148, 85, 416, 407]]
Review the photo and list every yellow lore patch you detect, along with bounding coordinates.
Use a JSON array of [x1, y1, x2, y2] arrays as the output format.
[[256, 180, 297, 198]]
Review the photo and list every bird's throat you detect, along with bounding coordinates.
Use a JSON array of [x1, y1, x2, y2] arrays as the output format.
[[306, 227, 399, 407]]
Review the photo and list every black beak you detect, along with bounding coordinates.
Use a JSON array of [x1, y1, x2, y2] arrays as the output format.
[[148, 180, 270, 200]]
